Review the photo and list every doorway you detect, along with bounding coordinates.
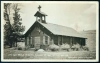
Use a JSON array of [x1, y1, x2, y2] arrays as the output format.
[[34, 37, 40, 49]]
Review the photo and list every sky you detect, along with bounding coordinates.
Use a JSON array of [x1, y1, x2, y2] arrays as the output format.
[[6, 1, 98, 34]]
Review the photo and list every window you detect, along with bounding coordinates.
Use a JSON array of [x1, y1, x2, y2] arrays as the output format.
[[38, 29, 41, 34], [45, 36, 48, 44], [31, 37, 32, 44]]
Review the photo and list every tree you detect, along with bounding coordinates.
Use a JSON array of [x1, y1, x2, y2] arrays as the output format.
[[4, 3, 13, 47], [4, 3, 25, 47], [12, 3, 25, 47]]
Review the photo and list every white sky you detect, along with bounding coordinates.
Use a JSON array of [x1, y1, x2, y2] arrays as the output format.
[[5, 1, 98, 34]]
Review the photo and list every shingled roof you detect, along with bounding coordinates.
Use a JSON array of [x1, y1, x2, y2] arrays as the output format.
[[38, 22, 86, 38], [38, 21, 86, 38]]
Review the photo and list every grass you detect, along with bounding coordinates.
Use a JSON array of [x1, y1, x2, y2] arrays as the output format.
[[4, 49, 96, 59], [4, 30, 96, 59]]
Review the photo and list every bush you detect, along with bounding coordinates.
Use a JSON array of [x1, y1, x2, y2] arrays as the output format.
[[82, 46, 89, 51], [49, 44, 59, 51], [4, 45, 10, 49], [24, 45, 30, 50], [60, 44, 70, 51], [13, 47, 18, 50], [71, 43, 81, 51], [75, 43, 80, 48], [40, 45, 46, 50], [18, 47, 22, 50], [35, 49, 39, 51], [75, 43, 81, 51]]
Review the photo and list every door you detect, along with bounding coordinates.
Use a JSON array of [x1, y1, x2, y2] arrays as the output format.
[[34, 37, 40, 49]]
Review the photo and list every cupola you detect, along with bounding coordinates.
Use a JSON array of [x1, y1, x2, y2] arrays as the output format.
[[34, 5, 47, 23]]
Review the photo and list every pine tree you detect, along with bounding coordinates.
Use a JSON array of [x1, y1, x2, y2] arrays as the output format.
[[4, 3, 25, 47], [12, 3, 25, 47], [4, 3, 13, 47]]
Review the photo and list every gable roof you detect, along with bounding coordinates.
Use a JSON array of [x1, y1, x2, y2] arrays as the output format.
[[25, 21, 86, 38], [34, 11, 47, 16], [39, 22, 86, 38]]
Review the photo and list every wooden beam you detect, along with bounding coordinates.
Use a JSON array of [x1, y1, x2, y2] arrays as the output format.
[[62, 36, 63, 45], [48, 36, 49, 45], [72, 37, 73, 46], [84, 39, 86, 46], [52, 35, 54, 44], [80, 39, 82, 46], [25, 37, 27, 46], [29, 37, 30, 46], [27, 37, 29, 45], [58, 36, 59, 45], [43, 36, 45, 45], [36, 17, 38, 21], [31, 36, 33, 45], [29, 34, 31, 46], [71, 37, 73, 46], [69, 37, 71, 46]]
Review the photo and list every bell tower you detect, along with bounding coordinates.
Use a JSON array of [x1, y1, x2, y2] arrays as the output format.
[[34, 5, 47, 23]]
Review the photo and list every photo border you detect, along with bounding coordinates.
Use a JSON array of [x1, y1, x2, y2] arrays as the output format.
[[1, 1, 99, 62]]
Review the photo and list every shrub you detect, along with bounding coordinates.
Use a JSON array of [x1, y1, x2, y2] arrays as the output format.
[[60, 44, 70, 51], [35, 49, 39, 51], [18, 47, 22, 50], [24, 45, 30, 50], [40, 45, 49, 50], [71, 43, 81, 51], [75, 43, 81, 51], [75, 43, 80, 48], [13, 47, 18, 50], [49, 44, 59, 51], [4, 45, 10, 49], [82, 46, 89, 51]]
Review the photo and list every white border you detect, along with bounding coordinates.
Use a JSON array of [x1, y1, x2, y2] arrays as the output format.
[[1, 1, 99, 62]]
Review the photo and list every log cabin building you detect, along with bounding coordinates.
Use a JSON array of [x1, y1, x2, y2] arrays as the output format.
[[24, 5, 86, 49]]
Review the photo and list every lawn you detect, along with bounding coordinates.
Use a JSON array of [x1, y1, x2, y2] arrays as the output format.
[[4, 30, 96, 59], [4, 49, 96, 59]]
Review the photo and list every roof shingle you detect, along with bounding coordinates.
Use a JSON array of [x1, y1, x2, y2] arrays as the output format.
[[38, 21, 86, 38]]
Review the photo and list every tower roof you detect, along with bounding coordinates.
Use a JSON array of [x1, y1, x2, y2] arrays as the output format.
[[34, 11, 47, 17], [34, 5, 47, 17]]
